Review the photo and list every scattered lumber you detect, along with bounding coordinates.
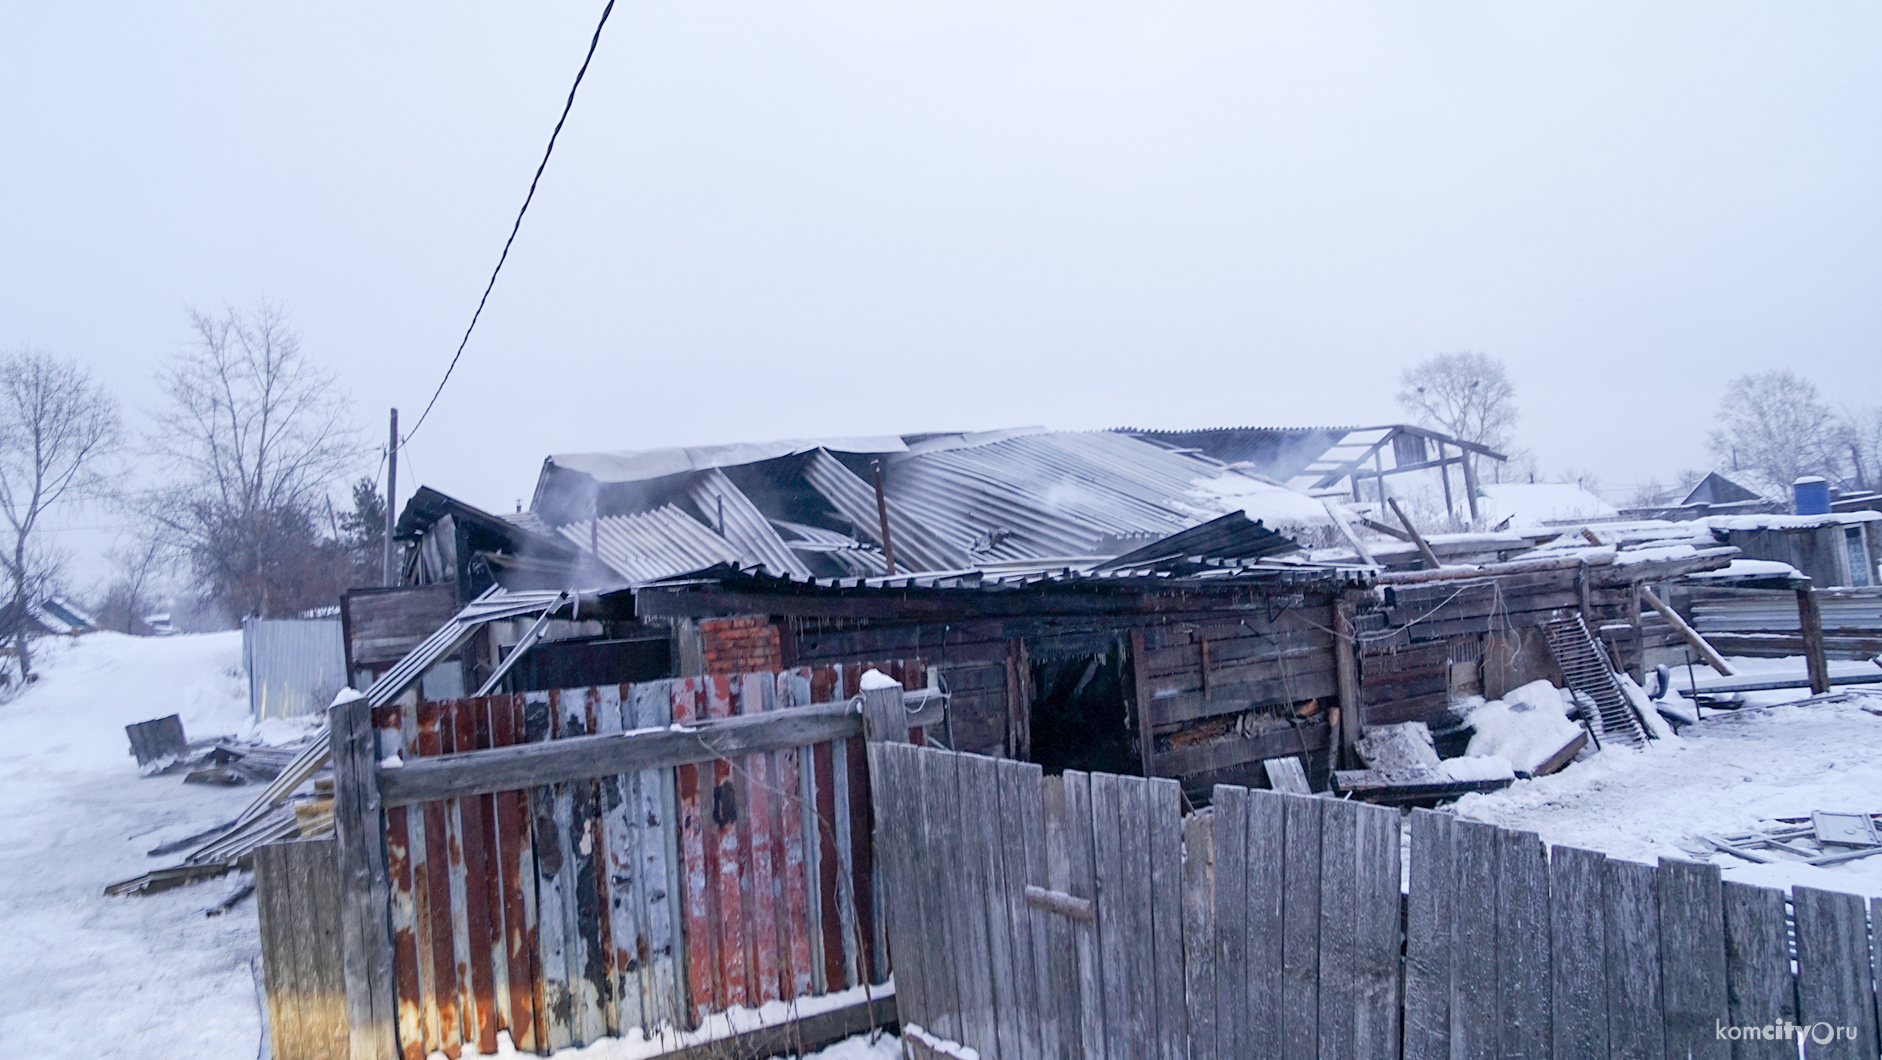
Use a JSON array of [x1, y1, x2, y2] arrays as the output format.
[[1676, 670, 1882, 696], [1332, 767, 1514, 806], [1262, 756, 1313, 794], [1532, 730, 1588, 776], [125, 715, 187, 774], [1701, 813, 1882, 868], [103, 861, 234, 897]]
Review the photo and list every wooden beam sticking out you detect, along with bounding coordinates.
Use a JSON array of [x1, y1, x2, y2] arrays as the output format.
[[1356, 517, 1414, 543], [1796, 587, 1832, 695], [1024, 884, 1096, 922], [1387, 496, 1443, 570], [1639, 588, 1736, 677]]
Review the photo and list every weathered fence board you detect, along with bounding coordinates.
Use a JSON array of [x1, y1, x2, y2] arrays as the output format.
[[256, 838, 348, 1060], [1403, 810, 1452, 1060], [1794, 886, 1880, 1060], [1658, 857, 1729, 1060], [1547, 845, 1606, 1060], [1603, 857, 1666, 1060], [866, 742, 1882, 1060]]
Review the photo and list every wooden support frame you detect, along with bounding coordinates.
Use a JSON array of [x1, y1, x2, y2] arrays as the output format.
[[1795, 587, 1832, 695], [378, 697, 941, 807], [1334, 595, 1363, 772], [1130, 628, 1157, 778]]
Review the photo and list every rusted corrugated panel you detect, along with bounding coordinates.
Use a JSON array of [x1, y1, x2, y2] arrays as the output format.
[[377, 664, 901, 1057], [244, 617, 348, 719]]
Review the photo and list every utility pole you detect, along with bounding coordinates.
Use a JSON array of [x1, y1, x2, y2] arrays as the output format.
[[383, 408, 398, 587]]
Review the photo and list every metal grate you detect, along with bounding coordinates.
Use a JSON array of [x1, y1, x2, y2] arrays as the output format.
[[1543, 614, 1647, 748]]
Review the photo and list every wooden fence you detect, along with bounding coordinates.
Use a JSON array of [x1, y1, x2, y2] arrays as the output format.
[[286, 660, 928, 1060], [868, 742, 1882, 1060]]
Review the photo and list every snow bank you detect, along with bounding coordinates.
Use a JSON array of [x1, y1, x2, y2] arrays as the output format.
[[1459, 680, 1587, 774], [1355, 722, 1442, 771], [0, 632, 268, 1058]]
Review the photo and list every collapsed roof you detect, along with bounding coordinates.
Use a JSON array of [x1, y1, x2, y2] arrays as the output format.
[[528, 427, 1353, 584]]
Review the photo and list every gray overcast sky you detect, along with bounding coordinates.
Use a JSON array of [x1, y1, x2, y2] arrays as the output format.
[[4, 2, 1879, 578]]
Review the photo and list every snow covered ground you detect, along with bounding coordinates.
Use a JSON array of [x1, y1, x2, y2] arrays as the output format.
[[0, 632, 282, 1059], [1452, 660, 1882, 898], [5, 632, 1876, 1058], [0, 630, 900, 1059]]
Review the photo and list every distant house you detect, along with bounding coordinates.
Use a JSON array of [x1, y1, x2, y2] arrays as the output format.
[[1681, 471, 1763, 508], [0, 595, 96, 641]]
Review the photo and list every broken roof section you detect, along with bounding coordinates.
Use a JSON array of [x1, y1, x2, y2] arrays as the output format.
[[530, 427, 1351, 583]]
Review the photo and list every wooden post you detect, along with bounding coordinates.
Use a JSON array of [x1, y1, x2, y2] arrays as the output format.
[[871, 460, 897, 576], [1334, 595, 1363, 772], [256, 838, 348, 1060], [1461, 453, 1481, 522], [1003, 639, 1033, 760], [1129, 628, 1157, 778], [1796, 587, 1831, 695], [1639, 588, 1735, 676], [1437, 442, 1455, 526], [329, 697, 399, 1060], [860, 683, 910, 744], [1387, 496, 1443, 570], [382, 409, 397, 587]]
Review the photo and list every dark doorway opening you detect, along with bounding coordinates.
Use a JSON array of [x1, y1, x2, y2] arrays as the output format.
[[1028, 647, 1138, 777]]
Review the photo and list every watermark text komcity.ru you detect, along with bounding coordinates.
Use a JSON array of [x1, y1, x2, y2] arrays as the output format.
[[1717, 1018, 1859, 1044]]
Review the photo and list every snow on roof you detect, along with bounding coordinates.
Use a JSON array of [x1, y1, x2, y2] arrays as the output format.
[[1705, 511, 1882, 531], [1477, 483, 1620, 528], [548, 436, 910, 485]]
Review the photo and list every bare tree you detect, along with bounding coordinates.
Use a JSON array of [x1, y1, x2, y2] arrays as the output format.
[[1840, 405, 1882, 492], [1396, 351, 1518, 483], [92, 534, 172, 634], [0, 350, 122, 676], [1707, 370, 1845, 499], [145, 302, 364, 622]]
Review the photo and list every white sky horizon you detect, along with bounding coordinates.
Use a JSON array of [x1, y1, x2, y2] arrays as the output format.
[[4, 1, 1877, 589]]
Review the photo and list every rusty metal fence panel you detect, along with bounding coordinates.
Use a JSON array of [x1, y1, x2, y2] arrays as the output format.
[[245, 617, 349, 719], [371, 659, 927, 1059]]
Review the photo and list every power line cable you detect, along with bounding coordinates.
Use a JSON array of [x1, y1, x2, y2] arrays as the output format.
[[403, 0, 618, 448]]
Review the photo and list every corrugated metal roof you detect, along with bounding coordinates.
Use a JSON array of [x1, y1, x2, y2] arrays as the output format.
[[559, 506, 744, 584], [547, 435, 908, 485], [1094, 511, 1300, 571], [685, 468, 813, 579], [802, 448, 971, 572], [880, 431, 1321, 561]]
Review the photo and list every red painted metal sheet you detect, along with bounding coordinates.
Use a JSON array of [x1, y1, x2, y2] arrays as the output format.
[[490, 695, 540, 1052], [452, 698, 500, 1055], [375, 659, 921, 1056], [773, 670, 816, 1000], [672, 677, 718, 1023], [737, 674, 782, 1005], [416, 704, 462, 1059], [378, 704, 426, 1060]]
